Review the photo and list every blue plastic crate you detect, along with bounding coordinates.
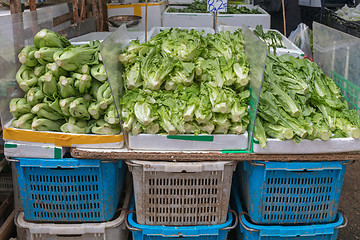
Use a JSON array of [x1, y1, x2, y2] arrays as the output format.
[[236, 161, 347, 224], [230, 174, 347, 240], [14, 158, 126, 222], [127, 198, 237, 240]]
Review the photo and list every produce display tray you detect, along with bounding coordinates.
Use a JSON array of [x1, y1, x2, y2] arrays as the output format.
[[70, 147, 360, 161], [218, 25, 304, 58], [4, 141, 68, 159], [253, 138, 360, 154], [162, 5, 270, 28], [128, 132, 248, 151], [3, 122, 124, 149]]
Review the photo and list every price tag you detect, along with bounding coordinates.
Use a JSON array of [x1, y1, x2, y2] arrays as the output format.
[[207, 0, 228, 12]]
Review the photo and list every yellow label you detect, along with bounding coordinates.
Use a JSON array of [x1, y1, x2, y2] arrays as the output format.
[[3, 128, 124, 147]]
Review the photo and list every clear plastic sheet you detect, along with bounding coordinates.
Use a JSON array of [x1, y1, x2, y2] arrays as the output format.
[[242, 26, 267, 152], [100, 26, 266, 152], [313, 22, 360, 113], [0, 11, 55, 128], [313, 22, 360, 88], [99, 24, 130, 132]]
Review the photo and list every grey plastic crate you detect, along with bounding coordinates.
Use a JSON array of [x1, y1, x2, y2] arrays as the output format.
[[127, 160, 236, 226]]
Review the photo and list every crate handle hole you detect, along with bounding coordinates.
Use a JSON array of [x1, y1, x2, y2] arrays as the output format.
[[181, 170, 187, 173], [56, 234, 83, 238], [292, 169, 313, 173], [52, 167, 74, 170]]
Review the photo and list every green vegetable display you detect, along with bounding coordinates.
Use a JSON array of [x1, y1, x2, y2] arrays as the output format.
[[10, 29, 120, 135], [336, 4, 360, 21], [119, 28, 250, 135], [253, 25, 285, 52], [167, 0, 262, 14], [255, 54, 360, 148]]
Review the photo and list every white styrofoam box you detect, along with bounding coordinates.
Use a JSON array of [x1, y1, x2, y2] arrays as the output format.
[[128, 132, 248, 151], [217, 5, 270, 28], [219, 25, 305, 57], [4, 141, 68, 159], [162, 6, 213, 28], [253, 137, 360, 154], [146, 26, 215, 41], [162, 5, 270, 28], [107, 1, 166, 31]]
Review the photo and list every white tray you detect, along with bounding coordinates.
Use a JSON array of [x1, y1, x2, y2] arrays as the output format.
[[253, 137, 360, 154], [128, 132, 248, 151]]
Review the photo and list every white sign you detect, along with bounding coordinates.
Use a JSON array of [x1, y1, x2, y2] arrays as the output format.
[[207, 0, 228, 12]]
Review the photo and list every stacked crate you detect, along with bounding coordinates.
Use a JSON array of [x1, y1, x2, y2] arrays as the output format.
[[126, 160, 238, 240], [231, 170, 347, 240], [8, 156, 129, 240]]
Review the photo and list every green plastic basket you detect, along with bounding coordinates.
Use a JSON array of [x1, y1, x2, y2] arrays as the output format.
[[332, 71, 360, 112]]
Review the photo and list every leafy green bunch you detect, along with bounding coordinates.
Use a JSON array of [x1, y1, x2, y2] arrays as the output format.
[[10, 29, 120, 135], [119, 28, 251, 135], [255, 54, 360, 148]]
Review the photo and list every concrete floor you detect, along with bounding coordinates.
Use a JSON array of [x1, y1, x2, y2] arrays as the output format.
[[338, 161, 360, 239]]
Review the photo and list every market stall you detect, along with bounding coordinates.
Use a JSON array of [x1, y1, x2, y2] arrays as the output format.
[[0, 1, 360, 239]]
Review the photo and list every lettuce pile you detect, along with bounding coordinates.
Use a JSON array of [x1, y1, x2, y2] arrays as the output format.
[[119, 28, 251, 135]]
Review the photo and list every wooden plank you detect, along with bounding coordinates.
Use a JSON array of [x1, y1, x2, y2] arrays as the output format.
[[99, 0, 104, 31], [29, 0, 36, 11], [73, 0, 79, 23], [9, 0, 21, 14], [92, 0, 99, 31], [53, 12, 73, 27], [0, 209, 16, 240], [86, 1, 92, 18], [80, 0, 86, 20], [102, 0, 109, 31], [70, 147, 360, 161]]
